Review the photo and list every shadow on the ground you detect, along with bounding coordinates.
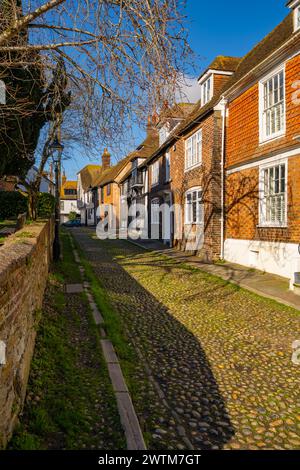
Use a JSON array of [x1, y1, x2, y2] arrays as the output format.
[[72, 229, 235, 450]]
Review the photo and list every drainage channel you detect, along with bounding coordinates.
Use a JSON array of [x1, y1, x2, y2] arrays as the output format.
[[67, 234, 146, 451]]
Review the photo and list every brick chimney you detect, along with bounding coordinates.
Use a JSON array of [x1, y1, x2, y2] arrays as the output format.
[[61, 170, 67, 186], [146, 113, 159, 136], [102, 148, 111, 171]]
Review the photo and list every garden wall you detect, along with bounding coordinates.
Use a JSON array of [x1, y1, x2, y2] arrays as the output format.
[[0, 219, 54, 448]]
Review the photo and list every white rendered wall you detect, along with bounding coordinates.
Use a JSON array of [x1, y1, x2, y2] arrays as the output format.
[[224, 238, 300, 288]]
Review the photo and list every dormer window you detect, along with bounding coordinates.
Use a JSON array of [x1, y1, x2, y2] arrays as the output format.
[[159, 123, 170, 146], [287, 0, 300, 31], [296, 5, 300, 30], [201, 76, 213, 105]]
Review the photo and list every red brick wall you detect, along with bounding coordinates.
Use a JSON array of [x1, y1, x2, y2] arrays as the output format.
[[0, 220, 54, 448], [226, 54, 300, 168], [213, 73, 232, 97], [226, 155, 300, 243], [170, 112, 222, 260]]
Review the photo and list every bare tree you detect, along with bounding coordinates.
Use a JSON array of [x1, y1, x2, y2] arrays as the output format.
[[0, 0, 191, 175]]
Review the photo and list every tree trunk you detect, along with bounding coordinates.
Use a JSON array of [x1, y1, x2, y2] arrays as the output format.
[[28, 189, 38, 220]]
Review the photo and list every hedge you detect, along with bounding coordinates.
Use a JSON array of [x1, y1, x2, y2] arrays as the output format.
[[0, 192, 28, 220], [37, 193, 56, 218], [0, 191, 55, 220]]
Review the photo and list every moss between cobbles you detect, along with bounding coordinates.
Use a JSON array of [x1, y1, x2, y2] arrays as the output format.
[[122, 245, 299, 315], [9, 231, 124, 450], [72, 235, 170, 449], [87, 238, 300, 450]]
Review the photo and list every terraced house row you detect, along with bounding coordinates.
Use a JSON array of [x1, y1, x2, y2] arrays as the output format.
[[77, 1, 300, 290]]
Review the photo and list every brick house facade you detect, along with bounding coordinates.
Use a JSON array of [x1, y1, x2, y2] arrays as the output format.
[[118, 128, 159, 238], [144, 60, 240, 260], [75, 1, 300, 283], [224, 4, 300, 287]]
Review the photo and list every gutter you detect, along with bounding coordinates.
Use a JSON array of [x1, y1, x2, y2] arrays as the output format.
[[220, 97, 227, 260], [144, 108, 213, 168], [223, 29, 300, 101]]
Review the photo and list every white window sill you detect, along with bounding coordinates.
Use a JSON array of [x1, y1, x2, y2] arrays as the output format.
[[184, 162, 202, 173], [259, 132, 285, 146], [151, 182, 159, 188], [184, 222, 204, 226], [257, 224, 288, 229]]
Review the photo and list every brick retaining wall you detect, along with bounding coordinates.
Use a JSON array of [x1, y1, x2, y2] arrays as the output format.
[[0, 219, 54, 448]]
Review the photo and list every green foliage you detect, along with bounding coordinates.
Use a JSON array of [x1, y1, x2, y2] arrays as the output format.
[[0, 191, 27, 219], [68, 211, 77, 221], [9, 232, 124, 450], [0, 191, 55, 221], [37, 193, 55, 218]]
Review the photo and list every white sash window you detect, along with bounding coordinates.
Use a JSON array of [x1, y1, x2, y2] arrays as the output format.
[[185, 129, 202, 170], [259, 68, 285, 142], [260, 162, 287, 226], [185, 188, 203, 224]]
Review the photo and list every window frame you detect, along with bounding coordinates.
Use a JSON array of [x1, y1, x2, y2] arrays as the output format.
[[165, 152, 171, 182], [259, 159, 288, 228], [151, 160, 160, 187], [184, 187, 203, 225], [151, 198, 160, 224], [201, 75, 213, 105], [159, 123, 170, 146], [185, 129, 203, 171], [259, 65, 286, 144], [64, 188, 77, 196], [294, 5, 300, 31]]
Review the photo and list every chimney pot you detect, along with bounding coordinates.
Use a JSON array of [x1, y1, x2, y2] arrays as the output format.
[[102, 148, 111, 170]]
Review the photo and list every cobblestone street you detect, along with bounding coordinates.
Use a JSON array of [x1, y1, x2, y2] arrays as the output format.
[[72, 228, 300, 451]]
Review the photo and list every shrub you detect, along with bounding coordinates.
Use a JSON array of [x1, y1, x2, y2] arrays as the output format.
[[68, 211, 77, 221], [0, 192, 27, 220], [37, 193, 55, 218]]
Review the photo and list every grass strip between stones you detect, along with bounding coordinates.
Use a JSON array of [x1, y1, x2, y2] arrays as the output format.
[[9, 231, 125, 450], [72, 236, 165, 448]]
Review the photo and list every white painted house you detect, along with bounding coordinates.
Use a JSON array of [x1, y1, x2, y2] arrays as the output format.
[[60, 175, 80, 224]]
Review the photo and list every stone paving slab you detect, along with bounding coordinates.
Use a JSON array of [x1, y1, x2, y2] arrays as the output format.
[[73, 250, 81, 263], [101, 339, 119, 364], [65, 283, 84, 294], [116, 392, 147, 450], [107, 363, 129, 393], [71, 229, 300, 450], [85, 290, 104, 325]]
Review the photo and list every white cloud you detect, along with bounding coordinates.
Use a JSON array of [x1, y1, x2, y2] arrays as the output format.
[[176, 75, 201, 104]]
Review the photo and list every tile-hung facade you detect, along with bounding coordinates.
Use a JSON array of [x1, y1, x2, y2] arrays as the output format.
[[119, 125, 159, 239], [144, 60, 240, 259], [224, 2, 300, 288], [96, 152, 131, 233], [144, 104, 195, 246]]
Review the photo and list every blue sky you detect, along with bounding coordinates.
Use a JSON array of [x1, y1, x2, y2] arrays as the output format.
[[62, 0, 289, 180]]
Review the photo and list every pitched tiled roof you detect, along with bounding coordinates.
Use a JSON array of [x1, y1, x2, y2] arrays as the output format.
[[223, 12, 294, 94], [60, 180, 77, 199], [158, 102, 196, 121], [146, 11, 295, 163], [208, 56, 241, 72], [78, 164, 102, 191], [117, 132, 160, 183], [94, 155, 131, 187]]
